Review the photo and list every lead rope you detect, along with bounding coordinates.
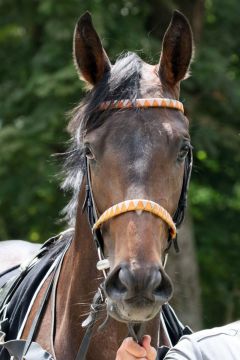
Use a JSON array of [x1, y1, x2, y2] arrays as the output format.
[[75, 286, 105, 360]]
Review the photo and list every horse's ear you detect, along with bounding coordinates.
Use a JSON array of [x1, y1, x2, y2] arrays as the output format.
[[73, 11, 111, 86], [159, 10, 193, 86]]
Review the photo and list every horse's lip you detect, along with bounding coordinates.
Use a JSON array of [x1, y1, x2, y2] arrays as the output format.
[[124, 296, 154, 305], [107, 302, 131, 323], [107, 299, 158, 323]]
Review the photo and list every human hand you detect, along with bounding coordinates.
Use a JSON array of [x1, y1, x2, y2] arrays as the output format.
[[116, 335, 157, 360]]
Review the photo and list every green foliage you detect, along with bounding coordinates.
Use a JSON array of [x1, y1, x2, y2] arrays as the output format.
[[0, 0, 239, 327], [187, 0, 240, 327]]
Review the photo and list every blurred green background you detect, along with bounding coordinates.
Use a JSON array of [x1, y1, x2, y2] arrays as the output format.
[[0, 0, 239, 329]]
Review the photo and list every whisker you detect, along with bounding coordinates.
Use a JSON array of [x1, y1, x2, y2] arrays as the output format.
[[78, 307, 107, 319]]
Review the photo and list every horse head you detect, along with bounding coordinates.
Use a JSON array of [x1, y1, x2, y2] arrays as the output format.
[[70, 10, 193, 324]]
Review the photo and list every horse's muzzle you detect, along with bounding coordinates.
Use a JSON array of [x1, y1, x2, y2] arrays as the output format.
[[104, 263, 173, 322]]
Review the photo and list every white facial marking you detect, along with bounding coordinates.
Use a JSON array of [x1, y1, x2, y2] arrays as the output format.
[[132, 157, 148, 174], [130, 259, 141, 271], [126, 184, 146, 199], [162, 122, 173, 138]]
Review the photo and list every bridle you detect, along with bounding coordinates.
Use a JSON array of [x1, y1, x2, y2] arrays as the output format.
[[76, 97, 193, 358], [83, 97, 192, 275]]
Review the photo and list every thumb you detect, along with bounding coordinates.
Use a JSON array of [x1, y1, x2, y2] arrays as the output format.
[[142, 335, 157, 360], [142, 335, 152, 349]]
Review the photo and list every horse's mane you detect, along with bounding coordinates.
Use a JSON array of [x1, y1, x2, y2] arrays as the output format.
[[61, 52, 142, 225]]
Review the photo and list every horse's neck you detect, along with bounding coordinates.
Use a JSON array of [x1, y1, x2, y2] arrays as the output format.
[[54, 187, 160, 360], [54, 186, 98, 359]]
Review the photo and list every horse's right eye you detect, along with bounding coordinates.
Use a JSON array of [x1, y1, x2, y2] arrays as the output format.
[[85, 145, 95, 160]]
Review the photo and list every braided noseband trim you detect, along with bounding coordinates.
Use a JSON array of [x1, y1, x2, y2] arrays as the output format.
[[99, 98, 184, 113], [92, 199, 177, 239]]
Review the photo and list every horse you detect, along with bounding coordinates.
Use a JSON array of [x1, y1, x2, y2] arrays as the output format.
[[0, 9, 193, 360]]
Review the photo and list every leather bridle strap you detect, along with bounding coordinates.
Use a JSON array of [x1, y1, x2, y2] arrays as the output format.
[[168, 148, 193, 252], [173, 149, 193, 228], [82, 157, 108, 277], [75, 289, 104, 360]]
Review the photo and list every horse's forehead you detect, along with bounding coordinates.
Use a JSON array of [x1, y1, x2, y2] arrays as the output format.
[[140, 62, 159, 84], [89, 110, 188, 161], [87, 106, 187, 142], [109, 110, 187, 138]]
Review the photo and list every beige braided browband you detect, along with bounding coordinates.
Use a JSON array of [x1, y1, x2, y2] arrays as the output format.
[[92, 199, 177, 239], [99, 98, 184, 113]]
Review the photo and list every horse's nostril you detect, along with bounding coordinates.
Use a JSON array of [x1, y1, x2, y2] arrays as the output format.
[[118, 268, 130, 289], [152, 270, 162, 293], [115, 269, 128, 293], [105, 264, 173, 303], [105, 268, 128, 300], [153, 269, 173, 300]]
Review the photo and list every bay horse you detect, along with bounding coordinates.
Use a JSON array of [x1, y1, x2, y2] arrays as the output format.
[[0, 10, 193, 360]]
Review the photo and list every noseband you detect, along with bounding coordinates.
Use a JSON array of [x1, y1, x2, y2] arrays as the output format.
[[93, 199, 177, 238]]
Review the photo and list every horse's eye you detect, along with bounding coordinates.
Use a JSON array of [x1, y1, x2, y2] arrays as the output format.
[[85, 145, 95, 160], [178, 144, 190, 161]]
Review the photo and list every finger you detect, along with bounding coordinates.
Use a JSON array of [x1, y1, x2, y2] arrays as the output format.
[[142, 335, 157, 360], [120, 337, 147, 357], [142, 335, 151, 348]]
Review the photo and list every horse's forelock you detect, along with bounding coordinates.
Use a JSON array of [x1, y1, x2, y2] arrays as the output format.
[[62, 52, 143, 225], [68, 52, 142, 134]]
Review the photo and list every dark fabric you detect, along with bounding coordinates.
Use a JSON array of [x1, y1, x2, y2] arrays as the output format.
[[0, 266, 20, 287], [0, 266, 21, 294], [161, 304, 193, 347], [0, 235, 69, 360], [156, 304, 193, 359], [157, 346, 169, 360], [0, 267, 22, 311]]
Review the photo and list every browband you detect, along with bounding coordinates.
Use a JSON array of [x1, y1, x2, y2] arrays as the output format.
[[93, 199, 177, 239], [99, 98, 184, 113]]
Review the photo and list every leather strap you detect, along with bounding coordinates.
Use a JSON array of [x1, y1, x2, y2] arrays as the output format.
[[75, 289, 104, 360], [21, 258, 60, 357]]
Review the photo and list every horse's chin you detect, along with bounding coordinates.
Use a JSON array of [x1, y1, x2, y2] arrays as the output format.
[[106, 299, 161, 323]]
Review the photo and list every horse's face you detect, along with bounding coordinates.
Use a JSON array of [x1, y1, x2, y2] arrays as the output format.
[[85, 107, 190, 321], [73, 11, 193, 322]]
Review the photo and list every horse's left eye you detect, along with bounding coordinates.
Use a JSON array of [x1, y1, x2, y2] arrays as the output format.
[[178, 144, 190, 161]]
